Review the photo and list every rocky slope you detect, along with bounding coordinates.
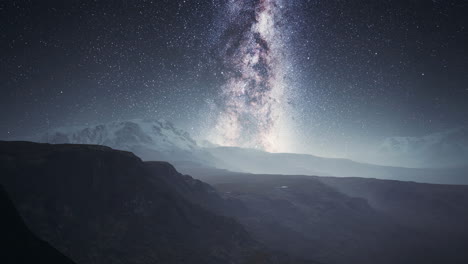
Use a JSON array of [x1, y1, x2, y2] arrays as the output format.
[[0, 185, 76, 264], [196, 170, 468, 264], [317, 176, 468, 239], [0, 141, 306, 264], [3, 140, 468, 264]]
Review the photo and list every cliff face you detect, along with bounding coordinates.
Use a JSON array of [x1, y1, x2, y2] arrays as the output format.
[[198, 171, 468, 264], [4, 141, 467, 264], [0, 141, 260, 264]]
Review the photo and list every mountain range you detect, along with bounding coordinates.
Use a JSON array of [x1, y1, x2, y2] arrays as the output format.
[[17, 119, 468, 185], [0, 141, 306, 264], [1, 141, 468, 264], [375, 127, 468, 168]]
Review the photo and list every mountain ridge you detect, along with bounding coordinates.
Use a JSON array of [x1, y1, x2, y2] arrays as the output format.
[[0, 140, 310, 264], [2, 141, 468, 264], [11, 119, 468, 185]]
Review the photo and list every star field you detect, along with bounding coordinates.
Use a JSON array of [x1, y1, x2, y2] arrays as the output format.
[[1, 0, 467, 159]]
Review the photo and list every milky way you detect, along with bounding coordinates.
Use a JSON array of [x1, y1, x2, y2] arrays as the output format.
[[211, 0, 292, 152], [2, 0, 467, 164]]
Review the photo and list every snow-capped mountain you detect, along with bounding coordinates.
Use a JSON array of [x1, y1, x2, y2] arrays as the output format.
[[13, 119, 467, 184], [32, 119, 217, 167], [376, 127, 468, 168], [41, 119, 196, 151]]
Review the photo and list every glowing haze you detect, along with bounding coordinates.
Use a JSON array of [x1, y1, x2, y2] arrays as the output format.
[[210, 0, 294, 152]]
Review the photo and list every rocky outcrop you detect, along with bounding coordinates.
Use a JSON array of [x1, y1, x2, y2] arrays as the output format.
[[0, 141, 275, 264]]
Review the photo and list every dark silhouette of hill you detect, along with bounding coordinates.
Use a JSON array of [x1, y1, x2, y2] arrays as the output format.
[[0, 185, 76, 264], [0, 141, 310, 264], [2, 140, 468, 264]]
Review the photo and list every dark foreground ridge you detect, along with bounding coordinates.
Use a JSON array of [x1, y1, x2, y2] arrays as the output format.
[[0, 185, 76, 263], [0, 141, 309, 264], [2, 141, 468, 264]]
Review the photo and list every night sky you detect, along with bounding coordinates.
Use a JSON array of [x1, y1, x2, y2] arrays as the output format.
[[1, 0, 467, 159]]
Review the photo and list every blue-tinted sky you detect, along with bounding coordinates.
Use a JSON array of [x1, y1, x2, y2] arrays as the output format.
[[1, 0, 467, 160]]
